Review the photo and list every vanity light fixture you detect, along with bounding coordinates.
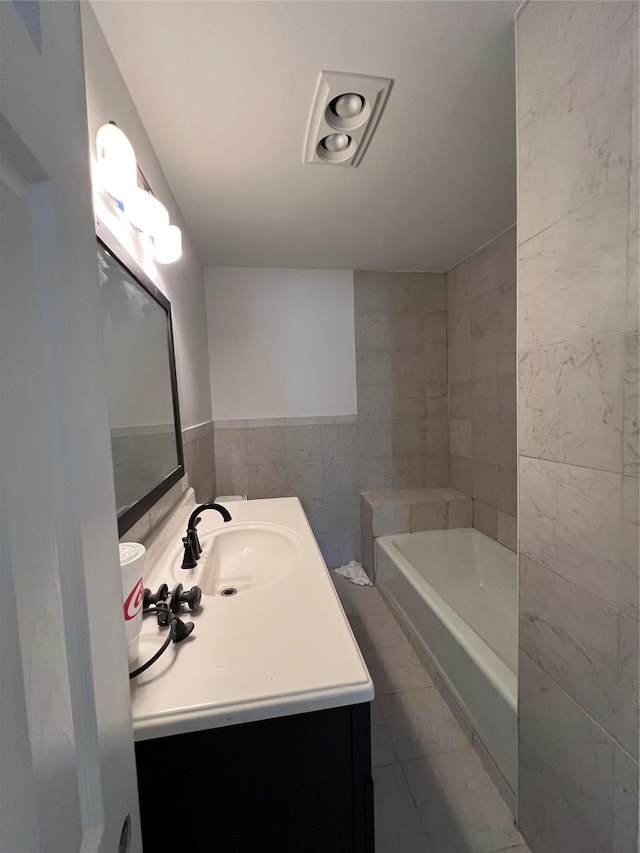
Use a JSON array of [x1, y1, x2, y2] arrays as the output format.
[[303, 71, 393, 167], [153, 225, 183, 265], [96, 122, 137, 201], [125, 186, 169, 237], [95, 122, 182, 263]]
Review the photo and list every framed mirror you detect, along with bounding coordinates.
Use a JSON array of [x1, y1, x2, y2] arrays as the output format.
[[97, 236, 184, 536]]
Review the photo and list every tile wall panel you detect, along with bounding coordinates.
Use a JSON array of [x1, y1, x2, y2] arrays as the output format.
[[446, 227, 517, 547], [516, 4, 639, 850]]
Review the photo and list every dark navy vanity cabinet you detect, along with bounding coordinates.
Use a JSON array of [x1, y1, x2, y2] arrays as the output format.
[[135, 702, 374, 852]]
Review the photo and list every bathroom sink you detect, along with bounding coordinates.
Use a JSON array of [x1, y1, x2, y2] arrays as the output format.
[[197, 522, 303, 596]]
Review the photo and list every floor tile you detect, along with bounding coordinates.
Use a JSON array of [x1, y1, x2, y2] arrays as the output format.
[[403, 748, 521, 852], [347, 606, 408, 650], [377, 687, 470, 760], [371, 701, 399, 768], [330, 571, 358, 594], [373, 763, 433, 853], [365, 643, 434, 694], [338, 581, 530, 853], [338, 585, 390, 617]]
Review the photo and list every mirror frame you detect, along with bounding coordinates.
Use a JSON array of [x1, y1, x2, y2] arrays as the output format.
[[97, 233, 184, 537]]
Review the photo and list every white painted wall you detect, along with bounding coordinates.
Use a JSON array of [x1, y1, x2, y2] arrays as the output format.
[[81, 6, 212, 430], [205, 267, 357, 420]]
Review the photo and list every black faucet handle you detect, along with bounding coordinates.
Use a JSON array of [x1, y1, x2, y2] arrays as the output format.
[[193, 519, 202, 557], [181, 535, 198, 570], [186, 524, 202, 559]]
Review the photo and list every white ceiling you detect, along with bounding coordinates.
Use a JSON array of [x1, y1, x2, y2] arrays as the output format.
[[91, 1, 518, 272]]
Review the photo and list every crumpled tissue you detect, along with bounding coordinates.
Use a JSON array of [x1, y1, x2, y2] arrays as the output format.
[[333, 561, 373, 586]]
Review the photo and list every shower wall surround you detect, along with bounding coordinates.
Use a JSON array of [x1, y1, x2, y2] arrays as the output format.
[[516, 3, 638, 852], [446, 227, 517, 549], [213, 271, 448, 567]]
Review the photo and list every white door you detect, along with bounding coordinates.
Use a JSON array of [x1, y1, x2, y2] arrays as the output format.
[[0, 3, 141, 851]]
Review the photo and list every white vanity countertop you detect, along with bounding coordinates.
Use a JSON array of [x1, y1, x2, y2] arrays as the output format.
[[130, 493, 374, 741]]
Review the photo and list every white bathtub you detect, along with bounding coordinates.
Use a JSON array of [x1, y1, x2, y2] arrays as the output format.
[[375, 527, 517, 795]]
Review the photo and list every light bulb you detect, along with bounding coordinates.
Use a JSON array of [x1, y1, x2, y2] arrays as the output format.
[[333, 93, 364, 119], [322, 133, 351, 153], [154, 225, 182, 264], [96, 123, 137, 202], [125, 188, 169, 237]]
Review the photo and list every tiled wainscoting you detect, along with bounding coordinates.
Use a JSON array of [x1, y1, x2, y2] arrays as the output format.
[[331, 573, 529, 853], [182, 421, 215, 502], [213, 416, 361, 568], [446, 228, 517, 550]]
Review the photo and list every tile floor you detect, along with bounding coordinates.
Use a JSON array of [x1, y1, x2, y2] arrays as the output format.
[[331, 572, 530, 853]]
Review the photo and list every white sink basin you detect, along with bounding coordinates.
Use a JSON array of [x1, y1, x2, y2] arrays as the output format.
[[132, 495, 375, 741], [197, 522, 303, 596]]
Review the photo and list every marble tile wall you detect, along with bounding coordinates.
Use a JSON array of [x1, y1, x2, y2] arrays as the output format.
[[516, 4, 639, 852], [354, 271, 449, 490], [213, 271, 449, 569], [446, 227, 517, 550]]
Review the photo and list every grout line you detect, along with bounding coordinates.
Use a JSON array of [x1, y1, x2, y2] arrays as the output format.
[[518, 450, 627, 478], [519, 548, 638, 622], [520, 651, 639, 762], [397, 759, 432, 840]]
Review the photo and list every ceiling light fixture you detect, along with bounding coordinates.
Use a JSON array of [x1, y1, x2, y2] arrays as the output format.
[[330, 93, 364, 120], [322, 133, 351, 152], [95, 122, 182, 263], [317, 132, 354, 164], [303, 71, 393, 167]]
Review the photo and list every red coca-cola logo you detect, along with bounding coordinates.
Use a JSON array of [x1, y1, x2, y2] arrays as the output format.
[[123, 577, 144, 621]]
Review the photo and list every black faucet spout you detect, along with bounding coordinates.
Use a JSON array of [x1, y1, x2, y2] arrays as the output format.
[[187, 502, 232, 530], [181, 503, 232, 570]]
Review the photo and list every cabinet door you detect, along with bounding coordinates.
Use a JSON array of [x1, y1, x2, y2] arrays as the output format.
[[136, 704, 374, 852]]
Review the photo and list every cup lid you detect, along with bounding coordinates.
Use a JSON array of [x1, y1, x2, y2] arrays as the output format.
[[119, 542, 146, 565]]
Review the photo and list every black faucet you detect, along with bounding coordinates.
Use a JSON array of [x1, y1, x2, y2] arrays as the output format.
[[181, 502, 232, 569]]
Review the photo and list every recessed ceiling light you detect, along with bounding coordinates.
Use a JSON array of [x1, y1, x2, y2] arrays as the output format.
[[303, 71, 393, 167], [316, 133, 354, 164], [321, 133, 351, 152], [330, 93, 364, 120]]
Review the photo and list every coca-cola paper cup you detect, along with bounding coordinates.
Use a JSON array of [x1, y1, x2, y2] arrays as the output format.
[[119, 542, 146, 665]]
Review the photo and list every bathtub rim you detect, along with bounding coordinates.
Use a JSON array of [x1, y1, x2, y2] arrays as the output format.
[[375, 528, 517, 713]]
